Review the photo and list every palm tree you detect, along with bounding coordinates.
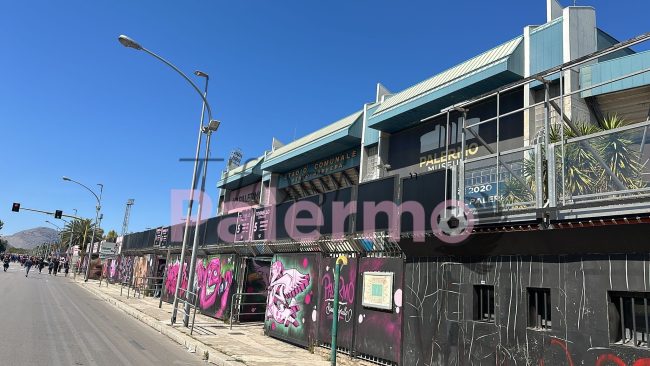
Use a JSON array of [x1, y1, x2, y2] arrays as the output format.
[[60, 218, 104, 252]]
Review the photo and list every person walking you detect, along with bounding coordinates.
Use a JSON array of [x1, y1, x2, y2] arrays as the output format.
[[48, 258, 54, 275], [38, 258, 45, 273], [64, 259, 70, 277], [52, 257, 60, 276], [25, 256, 33, 277]]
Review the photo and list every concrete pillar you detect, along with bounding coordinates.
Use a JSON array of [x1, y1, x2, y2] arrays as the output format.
[[563, 6, 597, 125]]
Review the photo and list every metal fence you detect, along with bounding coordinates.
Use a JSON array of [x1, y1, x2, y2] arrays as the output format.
[[229, 292, 267, 330], [425, 32, 650, 224]]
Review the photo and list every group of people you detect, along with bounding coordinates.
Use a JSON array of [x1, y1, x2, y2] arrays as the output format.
[[2, 254, 70, 278]]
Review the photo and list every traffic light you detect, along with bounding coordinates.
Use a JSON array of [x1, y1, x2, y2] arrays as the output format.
[[11, 203, 20, 212], [54, 210, 63, 219]]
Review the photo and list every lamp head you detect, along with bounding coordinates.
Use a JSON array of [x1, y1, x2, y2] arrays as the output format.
[[194, 70, 209, 78], [203, 119, 221, 133], [208, 119, 221, 131], [118, 35, 143, 50], [62, 176, 71, 181]]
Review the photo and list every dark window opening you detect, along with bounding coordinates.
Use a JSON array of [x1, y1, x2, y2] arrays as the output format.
[[609, 292, 650, 347], [473, 285, 495, 323], [528, 288, 551, 330]]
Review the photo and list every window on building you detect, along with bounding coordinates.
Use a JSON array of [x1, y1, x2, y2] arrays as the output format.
[[528, 288, 551, 330], [473, 285, 495, 323], [609, 292, 650, 347]]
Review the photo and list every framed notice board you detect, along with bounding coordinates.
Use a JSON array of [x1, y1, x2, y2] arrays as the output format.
[[362, 272, 394, 310]]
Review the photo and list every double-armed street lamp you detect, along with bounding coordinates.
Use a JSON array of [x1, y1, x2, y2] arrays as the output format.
[[62, 176, 103, 282], [118, 34, 221, 325]]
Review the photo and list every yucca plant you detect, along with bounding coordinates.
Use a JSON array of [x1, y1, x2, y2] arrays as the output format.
[[500, 115, 646, 206], [593, 114, 645, 191], [557, 122, 602, 196]]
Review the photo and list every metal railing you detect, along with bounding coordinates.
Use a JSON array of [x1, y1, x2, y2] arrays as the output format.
[[552, 120, 650, 205], [418, 32, 650, 224], [133, 276, 164, 299], [229, 292, 267, 330], [174, 289, 200, 335]]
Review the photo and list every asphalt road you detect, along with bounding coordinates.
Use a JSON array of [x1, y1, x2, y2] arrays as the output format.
[[0, 262, 206, 366]]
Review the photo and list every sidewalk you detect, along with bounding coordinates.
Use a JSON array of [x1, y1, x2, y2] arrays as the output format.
[[71, 276, 373, 366]]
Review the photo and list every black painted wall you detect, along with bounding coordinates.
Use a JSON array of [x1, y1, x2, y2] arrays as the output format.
[[403, 254, 650, 365]]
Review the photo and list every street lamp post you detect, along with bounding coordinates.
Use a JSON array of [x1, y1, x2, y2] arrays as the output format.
[[118, 34, 221, 325], [184, 118, 220, 326], [62, 177, 103, 282], [45, 220, 61, 258]]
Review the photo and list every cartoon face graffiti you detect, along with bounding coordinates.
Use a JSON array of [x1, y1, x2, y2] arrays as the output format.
[[195, 257, 233, 318], [266, 260, 311, 328]]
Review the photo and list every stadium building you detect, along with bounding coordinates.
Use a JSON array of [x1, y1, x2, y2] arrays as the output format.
[[112, 2, 650, 364]]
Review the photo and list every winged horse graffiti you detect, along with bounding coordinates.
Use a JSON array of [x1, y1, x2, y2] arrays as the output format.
[[266, 260, 311, 328]]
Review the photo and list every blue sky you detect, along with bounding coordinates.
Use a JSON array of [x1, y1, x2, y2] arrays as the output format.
[[1, 0, 649, 236]]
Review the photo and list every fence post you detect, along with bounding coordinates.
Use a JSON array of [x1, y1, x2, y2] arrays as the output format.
[[331, 255, 348, 366]]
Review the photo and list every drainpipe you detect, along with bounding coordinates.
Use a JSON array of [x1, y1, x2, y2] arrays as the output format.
[[330, 255, 348, 366]]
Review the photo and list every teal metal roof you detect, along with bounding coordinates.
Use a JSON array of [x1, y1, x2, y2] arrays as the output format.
[[261, 110, 363, 172], [368, 36, 524, 132], [217, 156, 264, 189], [581, 49, 650, 98]]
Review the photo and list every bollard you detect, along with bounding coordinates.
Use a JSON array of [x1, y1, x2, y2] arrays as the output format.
[[330, 255, 348, 366]]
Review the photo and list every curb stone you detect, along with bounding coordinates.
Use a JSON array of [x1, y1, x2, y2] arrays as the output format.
[[74, 279, 239, 366]]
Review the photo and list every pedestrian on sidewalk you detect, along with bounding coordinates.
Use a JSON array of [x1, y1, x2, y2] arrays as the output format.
[[25, 257, 33, 277], [64, 259, 70, 277], [48, 258, 54, 275], [38, 258, 45, 273]]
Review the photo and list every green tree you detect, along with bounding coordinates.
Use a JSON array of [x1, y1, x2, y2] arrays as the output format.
[[60, 218, 104, 251], [105, 230, 118, 243], [0, 219, 7, 253]]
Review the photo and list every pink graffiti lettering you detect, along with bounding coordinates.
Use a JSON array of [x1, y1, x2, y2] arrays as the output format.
[[321, 273, 355, 305], [266, 261, 311, 328]]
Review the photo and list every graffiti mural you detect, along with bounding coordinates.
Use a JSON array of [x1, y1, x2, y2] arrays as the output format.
[[265, 253, 320, 347], [354, 257, 403, 364], [162, 256, 189, 303], [117, 255, 134, 284], [109, 256, 119, 280], [132, 256, 149, 287], [318, 257, 357, 350], [194, 255, 235, 319]]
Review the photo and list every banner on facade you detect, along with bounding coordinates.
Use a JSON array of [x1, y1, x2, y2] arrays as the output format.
[[277, 148, 360, 189]]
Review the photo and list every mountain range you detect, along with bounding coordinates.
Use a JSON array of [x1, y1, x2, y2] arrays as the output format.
[[2, 227, 59, 249]]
